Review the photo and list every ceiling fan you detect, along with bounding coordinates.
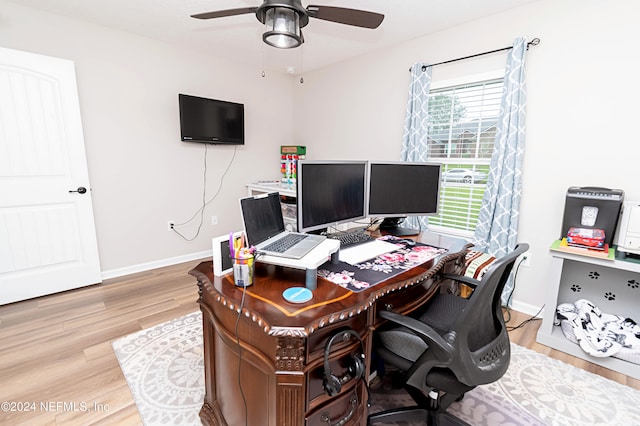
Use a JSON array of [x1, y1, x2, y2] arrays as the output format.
[[191, 0, 384, 49]]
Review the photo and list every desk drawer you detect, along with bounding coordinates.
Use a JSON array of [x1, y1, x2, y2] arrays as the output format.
[[307, 317, 368, 363], [307, 344, 366, 409], [306, 385, 363, 426]]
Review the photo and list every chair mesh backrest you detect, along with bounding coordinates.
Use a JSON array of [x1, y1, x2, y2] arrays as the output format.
[[450, 243, 529, 384]]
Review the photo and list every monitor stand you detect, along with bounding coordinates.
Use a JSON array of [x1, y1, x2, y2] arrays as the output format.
[[256, 239, 340, 290], [378, 217, 420, 237], [308, 228, 328, 236]]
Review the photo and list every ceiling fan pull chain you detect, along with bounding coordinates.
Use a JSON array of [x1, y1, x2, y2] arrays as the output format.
[[260, 40, 266, 78], [299, 43, 304, 84]]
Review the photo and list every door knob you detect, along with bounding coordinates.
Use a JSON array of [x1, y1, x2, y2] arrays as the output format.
[[69, 186, 87, 194]]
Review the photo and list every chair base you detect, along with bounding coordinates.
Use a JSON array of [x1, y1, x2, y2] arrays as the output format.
[[367, 405, 470, 426]]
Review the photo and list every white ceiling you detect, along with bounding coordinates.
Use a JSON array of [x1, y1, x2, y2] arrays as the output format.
[[12, 0, 538, 74]]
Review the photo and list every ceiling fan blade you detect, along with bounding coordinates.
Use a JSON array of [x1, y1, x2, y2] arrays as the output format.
[[191, 7, 257, 20], [306, 5, 384, 29]]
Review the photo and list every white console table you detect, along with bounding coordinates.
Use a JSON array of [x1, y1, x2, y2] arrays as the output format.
[[246, 181, 295, 198], [537, 247, 640, 379]]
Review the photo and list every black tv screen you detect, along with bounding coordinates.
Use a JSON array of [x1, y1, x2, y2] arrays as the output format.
[[179, 94, 244, 145]]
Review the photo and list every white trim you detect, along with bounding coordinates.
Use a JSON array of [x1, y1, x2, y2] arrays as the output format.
[[101, 250, 211, 280], [509, 299, 543, 318], [427, 224, 474, 240]]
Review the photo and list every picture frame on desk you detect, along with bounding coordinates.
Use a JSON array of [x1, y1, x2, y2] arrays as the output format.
[[212, 232, 242, 276]]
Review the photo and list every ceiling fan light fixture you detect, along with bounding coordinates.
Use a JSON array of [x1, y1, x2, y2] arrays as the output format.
[[192, 1, 383, 49], [262, 7, 302, 49]]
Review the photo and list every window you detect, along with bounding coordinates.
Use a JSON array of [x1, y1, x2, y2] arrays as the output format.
[[426, 78, 503, 235]]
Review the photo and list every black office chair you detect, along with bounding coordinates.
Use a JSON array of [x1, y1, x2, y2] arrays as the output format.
[[368, 243, 530, 425]]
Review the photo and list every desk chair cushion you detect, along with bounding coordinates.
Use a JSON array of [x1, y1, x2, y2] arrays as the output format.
[[377, 329, 428, 367], [378, 293, 469, 364]]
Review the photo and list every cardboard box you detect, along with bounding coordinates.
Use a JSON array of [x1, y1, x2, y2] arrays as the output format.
[[280, 145, 306, 155]]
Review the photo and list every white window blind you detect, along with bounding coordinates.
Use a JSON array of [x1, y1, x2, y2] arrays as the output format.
[[426, 78, 504, 234]]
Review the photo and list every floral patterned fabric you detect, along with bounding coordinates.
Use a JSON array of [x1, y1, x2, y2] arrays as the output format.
[[318, 236, 448, 293]]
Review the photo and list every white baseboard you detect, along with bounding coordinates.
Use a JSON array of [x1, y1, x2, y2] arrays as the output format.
[[509, 299, 544, 318], [101, 250, 211, 280]]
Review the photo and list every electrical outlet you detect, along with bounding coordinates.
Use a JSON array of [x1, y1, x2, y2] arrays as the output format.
[[520, 252, 531, 267], [168, 220, 175, 231], [211, 215, 218, 225]]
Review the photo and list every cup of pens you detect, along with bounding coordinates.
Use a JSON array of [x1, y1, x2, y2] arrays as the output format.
[[232, 253, 255, 288], [230, 232, 255, 287]]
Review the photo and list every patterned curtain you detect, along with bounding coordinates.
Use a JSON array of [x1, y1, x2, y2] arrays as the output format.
[[473, 37, 529, 305], [400, 63, 432, 230]]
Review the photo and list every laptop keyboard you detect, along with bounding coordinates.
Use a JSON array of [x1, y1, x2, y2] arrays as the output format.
[[263, 233, 307, 253]]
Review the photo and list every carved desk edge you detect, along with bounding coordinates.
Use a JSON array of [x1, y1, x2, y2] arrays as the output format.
[[189, 244, 470, 338]]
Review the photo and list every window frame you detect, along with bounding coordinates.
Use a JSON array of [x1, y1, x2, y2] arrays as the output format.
[[425, 69, 504, 239]]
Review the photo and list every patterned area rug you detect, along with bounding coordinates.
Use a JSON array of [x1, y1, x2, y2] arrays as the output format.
[[113, 312, 640, 425], [112, 312, 204, 425]]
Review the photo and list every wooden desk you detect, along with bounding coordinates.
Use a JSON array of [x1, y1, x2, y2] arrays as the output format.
[[189, 232, 470, 426]]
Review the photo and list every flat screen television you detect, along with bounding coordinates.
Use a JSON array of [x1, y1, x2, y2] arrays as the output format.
[[297, 160, 368, 234], [178, 93, 244, 145], [368, 161, 441, 236]]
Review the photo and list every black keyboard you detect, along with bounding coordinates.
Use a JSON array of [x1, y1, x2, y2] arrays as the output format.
[[263, 233, 307, 253], [328, 230, 374, 248]]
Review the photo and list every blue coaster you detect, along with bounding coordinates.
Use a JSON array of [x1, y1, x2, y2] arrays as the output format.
[[282, 287, 313, 304]]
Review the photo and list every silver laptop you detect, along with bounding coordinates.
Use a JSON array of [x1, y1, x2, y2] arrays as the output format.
[[240, 192, 326, 259]]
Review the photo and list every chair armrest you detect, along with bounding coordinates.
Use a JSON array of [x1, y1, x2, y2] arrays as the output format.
[[378, 310, 452, 362], [440, 273, 481, 289]]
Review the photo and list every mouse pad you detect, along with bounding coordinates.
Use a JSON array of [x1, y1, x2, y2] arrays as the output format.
[[318, 236, 448, 293]]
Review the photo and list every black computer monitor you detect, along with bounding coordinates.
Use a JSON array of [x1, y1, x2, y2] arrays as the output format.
[[297, 160, 368, 234], [368, 161, 441, 236]]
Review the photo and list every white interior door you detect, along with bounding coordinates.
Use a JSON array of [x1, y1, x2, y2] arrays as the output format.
[[0, 47, 101, 305]]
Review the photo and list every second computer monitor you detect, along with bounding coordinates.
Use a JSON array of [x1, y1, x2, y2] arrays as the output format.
[[368, 161, 442, 235], [297, 160, 368, 234]]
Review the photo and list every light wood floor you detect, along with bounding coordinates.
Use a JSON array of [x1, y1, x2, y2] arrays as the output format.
[[1, 259, 638, 425]]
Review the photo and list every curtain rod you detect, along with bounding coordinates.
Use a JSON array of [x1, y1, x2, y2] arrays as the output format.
[[410, 37, 540, 72]]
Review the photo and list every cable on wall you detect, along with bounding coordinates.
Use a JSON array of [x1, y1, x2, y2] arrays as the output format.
[[172, 144, 238, 241], [503, 256, 543, 330]]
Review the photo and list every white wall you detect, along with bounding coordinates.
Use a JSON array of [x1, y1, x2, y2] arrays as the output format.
[[2, 0, 639, 313], [294, 0, 640, 314], [0, 1, 295, 275]]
